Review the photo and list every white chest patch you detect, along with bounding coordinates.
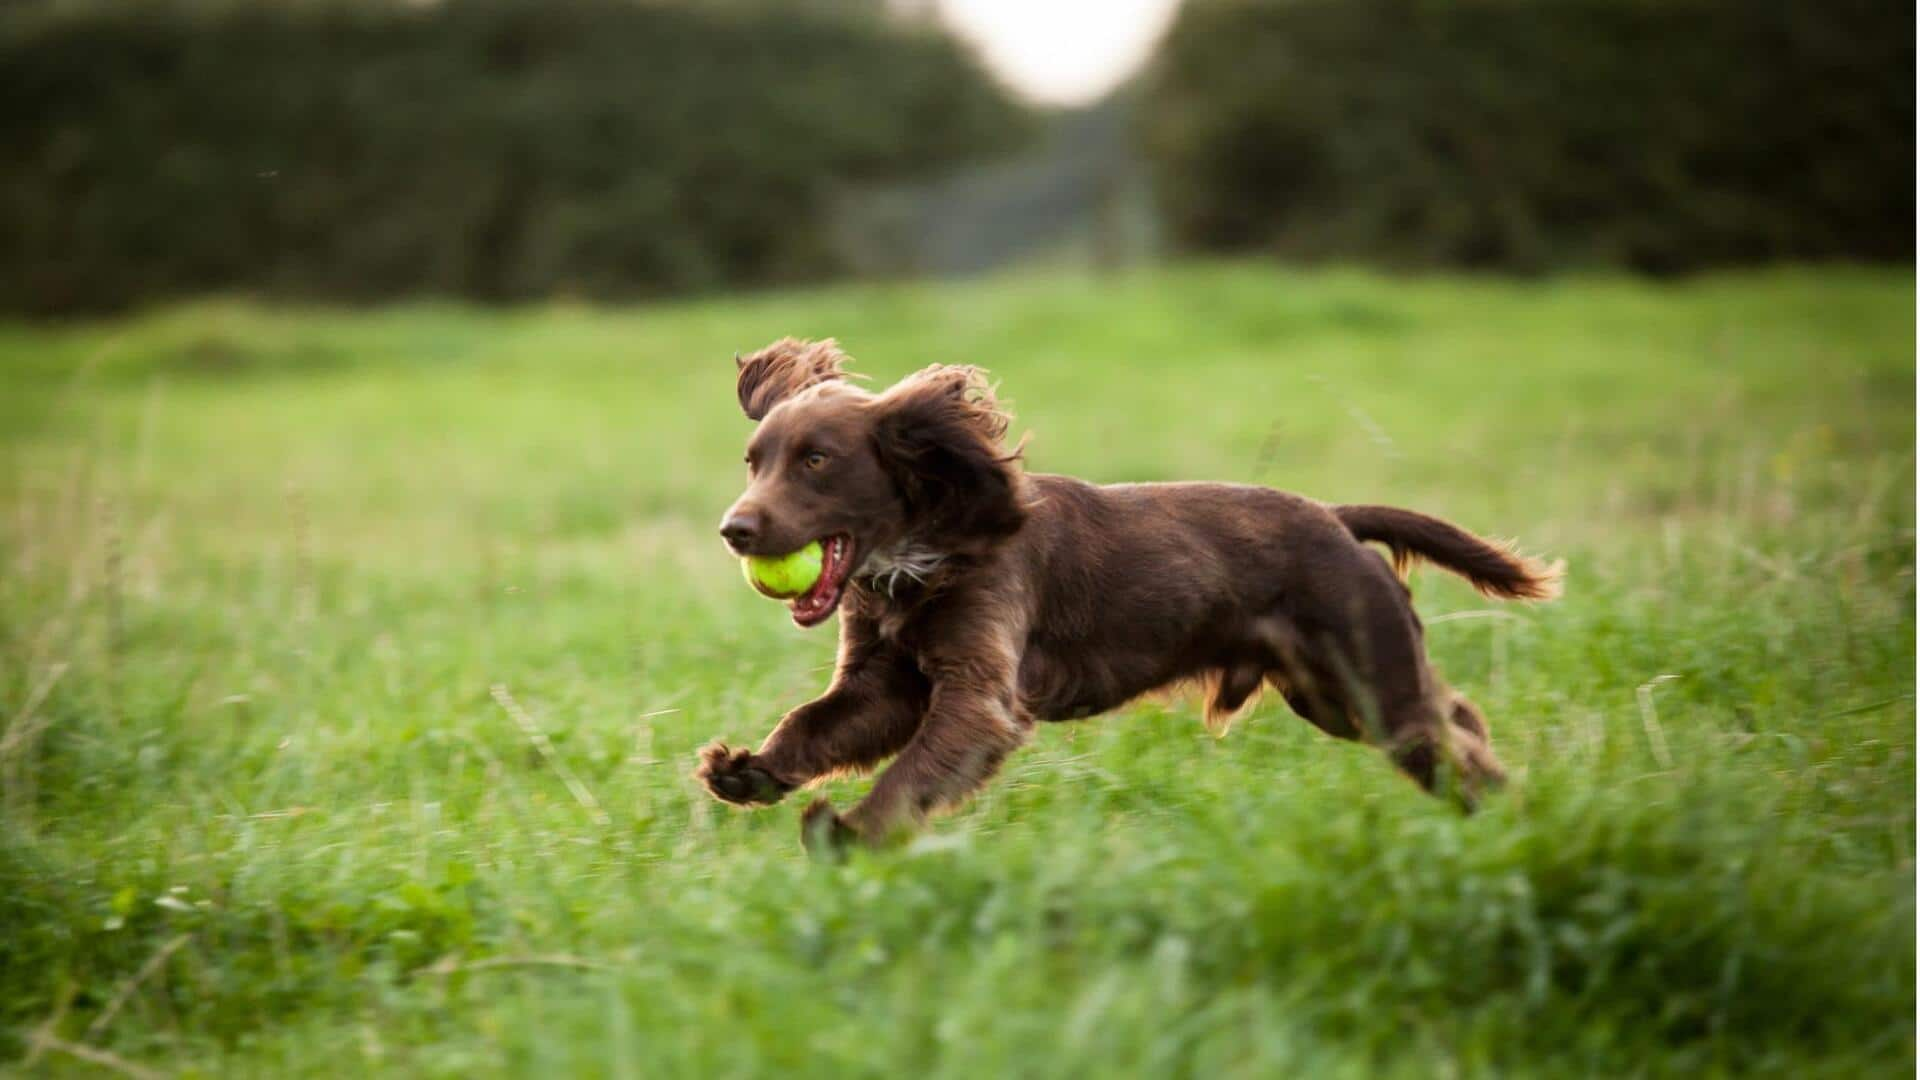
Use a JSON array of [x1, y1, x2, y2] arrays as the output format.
[[857, 543, 947, 596]]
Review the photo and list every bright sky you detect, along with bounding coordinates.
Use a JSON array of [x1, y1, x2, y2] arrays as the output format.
[[934, 0, 1185, 106]]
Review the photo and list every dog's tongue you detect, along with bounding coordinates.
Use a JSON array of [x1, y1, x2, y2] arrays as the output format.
[[791, 570, 829, 610], [789, 536, 848, 625]]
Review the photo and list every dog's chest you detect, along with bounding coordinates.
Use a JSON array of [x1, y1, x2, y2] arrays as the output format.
[[856, 543, 946, 597], [851, 543, 948, 642]]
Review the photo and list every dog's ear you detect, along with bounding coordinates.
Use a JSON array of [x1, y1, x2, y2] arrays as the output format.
[[873, 364, 1027, 542], [735, 338, 852, 420]]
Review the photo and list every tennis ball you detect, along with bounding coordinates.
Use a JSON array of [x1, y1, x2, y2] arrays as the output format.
[[742, 541, 824, 599]]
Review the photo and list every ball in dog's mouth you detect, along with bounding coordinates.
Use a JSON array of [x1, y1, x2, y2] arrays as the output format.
[[742, 540, 823, 599], [788, 534, 854, 628]]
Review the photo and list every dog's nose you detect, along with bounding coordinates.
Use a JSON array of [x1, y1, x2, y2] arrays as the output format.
[[719, 512, 761, 552]]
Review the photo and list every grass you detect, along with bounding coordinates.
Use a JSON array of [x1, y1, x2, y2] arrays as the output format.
[[0, 261, 1912, 1077]]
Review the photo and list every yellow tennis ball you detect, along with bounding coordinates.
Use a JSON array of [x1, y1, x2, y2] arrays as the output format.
[[742, 541, 824, 599]]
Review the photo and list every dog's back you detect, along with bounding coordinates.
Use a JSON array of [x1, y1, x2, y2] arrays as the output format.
[[1001, 478, 1406, 717], [1001, 476, 1543, 800]]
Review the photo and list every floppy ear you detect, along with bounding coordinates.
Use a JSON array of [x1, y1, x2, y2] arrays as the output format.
[[873, 364, 1027, 542], [735, 338, 852, 420]]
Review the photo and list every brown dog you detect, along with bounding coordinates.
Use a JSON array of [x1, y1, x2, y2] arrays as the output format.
[[698, 338, 1560, 854]]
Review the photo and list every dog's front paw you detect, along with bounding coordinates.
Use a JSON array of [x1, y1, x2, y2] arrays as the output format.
[[696, 742, 793, 806], [800, 798, 858, 861]]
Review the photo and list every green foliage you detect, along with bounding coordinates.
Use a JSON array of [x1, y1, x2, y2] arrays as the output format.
[[0, 264, 1912, 1074], [0, 0, 1024, 316], [1142, 0, 1914, 273]]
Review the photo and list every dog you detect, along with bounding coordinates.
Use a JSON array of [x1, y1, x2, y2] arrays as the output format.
[[698, 338, 1560, 854]]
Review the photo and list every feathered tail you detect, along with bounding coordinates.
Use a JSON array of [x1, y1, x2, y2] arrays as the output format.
[[1333, 504, 1562, 601]]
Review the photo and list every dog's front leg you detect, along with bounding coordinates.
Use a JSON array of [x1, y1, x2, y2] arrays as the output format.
[[698, 623, 928, 807], [806, 643, 1030, 853]]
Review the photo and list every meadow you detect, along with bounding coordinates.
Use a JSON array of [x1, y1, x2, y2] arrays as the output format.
[[0, 263, 1912, 1076]]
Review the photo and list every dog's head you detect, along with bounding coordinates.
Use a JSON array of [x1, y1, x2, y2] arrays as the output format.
[[720, 338, 1026, 627]]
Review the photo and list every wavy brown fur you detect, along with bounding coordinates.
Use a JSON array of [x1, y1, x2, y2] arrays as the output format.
[[735, 337, 852, 420], [1333, 504, 1563, 600], [872, 365, 1028, 542], [699, 340, 1564, 853]]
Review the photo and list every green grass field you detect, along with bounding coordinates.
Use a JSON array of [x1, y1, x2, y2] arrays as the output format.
[[1, 263, 1913, 1077]]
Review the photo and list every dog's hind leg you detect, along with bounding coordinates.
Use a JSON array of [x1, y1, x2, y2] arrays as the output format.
[[1254, 615, 1360, 740], [1440, 688, 1506, 789], [1265, 558, 1506, 807], [1445, 689, 1489, 739], [1369, 682, 1506, 808], [1288, 689, 1359, 740], [1204, 662, 1267, 735]]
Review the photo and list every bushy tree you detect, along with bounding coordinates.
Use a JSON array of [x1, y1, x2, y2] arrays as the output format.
[[0, 0, 1026, 314], [1141, 0, 1913, 273]]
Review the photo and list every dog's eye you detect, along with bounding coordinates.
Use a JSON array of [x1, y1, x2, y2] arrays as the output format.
[[803, 451, 829, 471]]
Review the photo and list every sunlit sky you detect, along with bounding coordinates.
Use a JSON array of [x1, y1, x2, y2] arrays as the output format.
[[933, 0, 1185, 106]]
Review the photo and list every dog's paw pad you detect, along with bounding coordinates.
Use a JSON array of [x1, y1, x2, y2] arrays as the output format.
[[695, 742, 790, 806]]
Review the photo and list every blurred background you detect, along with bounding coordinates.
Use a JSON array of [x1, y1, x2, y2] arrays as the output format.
[[1, 2, 1914, 1075], [4, 0, 1911, 315]]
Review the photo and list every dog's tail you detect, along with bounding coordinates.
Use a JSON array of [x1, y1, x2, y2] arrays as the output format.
[[1333, 504, 1562, 601]]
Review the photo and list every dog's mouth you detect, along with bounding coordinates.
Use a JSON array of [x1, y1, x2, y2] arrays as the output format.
[[790, 534, 855, 628]]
